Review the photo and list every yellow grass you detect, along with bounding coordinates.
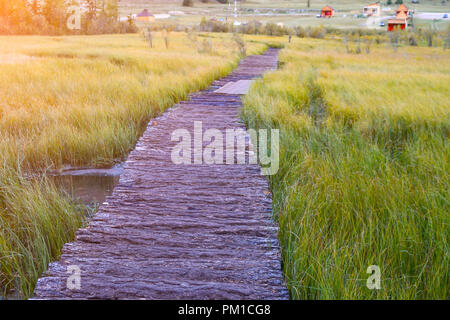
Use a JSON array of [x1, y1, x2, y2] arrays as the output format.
[[0, 32, 268, 298], [0, 33, 266, 170], [243, 38, 449, 299]]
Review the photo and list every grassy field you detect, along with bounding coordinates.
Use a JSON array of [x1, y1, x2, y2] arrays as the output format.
[[120, 0, 449, 13], [0, 167, 85, 299], [0, 32, 267, 298], [120, 0, 450, 29], [0, 28, 448, 299], [0, 33, 267, 170], [243, 38, 449, 299]]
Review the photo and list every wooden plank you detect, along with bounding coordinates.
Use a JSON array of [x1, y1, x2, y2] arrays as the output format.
[[214, 80, 254, 95], [33, 49, 288, 300], [213, 81, 235, 93]]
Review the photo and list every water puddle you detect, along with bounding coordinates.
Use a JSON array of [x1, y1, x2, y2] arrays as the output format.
[[0, 165, 125, 299], [47, 164, 123, 206]]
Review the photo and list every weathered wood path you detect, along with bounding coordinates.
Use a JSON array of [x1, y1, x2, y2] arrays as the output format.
[[33, 49, 289, 300]]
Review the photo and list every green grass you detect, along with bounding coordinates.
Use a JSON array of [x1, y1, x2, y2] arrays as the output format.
[[0, 32, 267, 299], [120, 0, 450, 29], [1, 30, 448, 299], [243, 37, 449, 299], [0, 167, 85, 298], [120, 0, 449, 12], [0, 33, 266, 170]]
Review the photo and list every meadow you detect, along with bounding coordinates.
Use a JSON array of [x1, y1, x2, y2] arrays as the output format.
[[243, 38, 449, 299], [0, 33, 267, 170], [120, 0, 450, 29], [0, 28, 448, 299], [120, 0, 449, 14], [0, 32, 266, 298]]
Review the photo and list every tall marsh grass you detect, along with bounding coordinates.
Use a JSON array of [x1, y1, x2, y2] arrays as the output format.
[[243, 38, 449, 299], [0, 167, 85, 298], [0, 33, 266, 298], [0, 33, 265, 170]]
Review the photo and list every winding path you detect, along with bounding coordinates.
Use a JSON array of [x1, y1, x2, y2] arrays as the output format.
[[33, 49, 288, 300]]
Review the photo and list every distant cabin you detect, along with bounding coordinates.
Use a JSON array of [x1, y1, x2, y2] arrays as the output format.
[[388, 4, 411, 31], [388, 11, 408, 31], [396, 4, 411, 17], [137, 9, 155, 22], [364, 3, 381, 17], [321, 6, 335, 18]]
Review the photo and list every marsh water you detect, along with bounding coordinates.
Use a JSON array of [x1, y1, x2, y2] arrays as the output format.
[[48, 164, 123, 206]]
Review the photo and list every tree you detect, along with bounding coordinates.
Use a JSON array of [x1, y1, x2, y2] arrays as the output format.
[[30, 0, 42, 15], [200, 16, 207, 31], [4, 0, 33, 27], [42, 0, 67, 30], [104, 0, 118, 21], [0, 0, 13, 20], [0, 0, 133, 35], [85, 0, 99, 21]]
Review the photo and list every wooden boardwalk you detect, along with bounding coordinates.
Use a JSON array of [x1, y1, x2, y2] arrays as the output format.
[[33, 49, 289, 300]]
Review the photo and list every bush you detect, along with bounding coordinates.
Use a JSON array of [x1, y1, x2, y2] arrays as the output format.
[[295, 26, 307, 38], [307, 26, 326, 39], [233, 33, 247, 57]]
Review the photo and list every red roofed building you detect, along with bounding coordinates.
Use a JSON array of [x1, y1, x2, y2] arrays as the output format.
[[321, 6, 335, 18], [137, 9, 155, 22], [396, 4, 411, 17], [388, 9, 408, 31], [364, 3, 381, 17]]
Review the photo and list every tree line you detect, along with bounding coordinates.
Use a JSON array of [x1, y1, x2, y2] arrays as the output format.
[[0, 0, 137, 35]]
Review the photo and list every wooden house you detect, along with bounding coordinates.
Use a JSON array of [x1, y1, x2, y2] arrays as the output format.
[[321, 6, 335, 18], [388, 4, 412, 31], [396, 4, 411, 17], [363, 3, 381, 17], [137, 9, 155, 22], [388, 10, 408, 31]]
